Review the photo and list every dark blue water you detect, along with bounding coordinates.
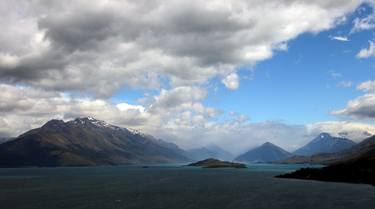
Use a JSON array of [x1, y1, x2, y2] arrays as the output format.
[[0, 164, 374, 209]]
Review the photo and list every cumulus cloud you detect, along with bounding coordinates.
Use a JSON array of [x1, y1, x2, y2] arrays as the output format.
[[333, 93, 375, 119], [357, 41, 375, 58], [333, 80, 375, 119], [0, 0, 363, 96], [221, 73, 239, 90]]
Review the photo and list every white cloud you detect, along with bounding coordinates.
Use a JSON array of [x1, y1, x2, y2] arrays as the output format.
[[330, 36, 349, 41], [333, 93, 375, 119], [352, 16, 375, 32], [351, 2, 375, 33], [0, 53, 20, 69], [357, 80, 375, 91], [273, 42, 289, 51], [0, 0, 363, 95], [116, 103, 145, 113], [307, 121, 375, 141], [222, 73, 239, 90], [333, 80, 375, 119], [0, 84, 151, 136], [357, 41, 375, 58], [151, 86, 207, 111]]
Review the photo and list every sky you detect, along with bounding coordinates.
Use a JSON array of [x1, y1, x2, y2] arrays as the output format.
[[2, 0, 375, 154]]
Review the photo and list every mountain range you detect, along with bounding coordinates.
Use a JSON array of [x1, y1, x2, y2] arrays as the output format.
[[235, 142, 292, 163], [293, 133, 356, 156], [1, 117, 374, 168], [277, 135, 375, 185], [282, 135, 375, 165], [0, 117, 190, 167]]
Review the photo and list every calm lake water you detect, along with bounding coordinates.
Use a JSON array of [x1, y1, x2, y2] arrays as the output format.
[[0, 164, 374, 209]]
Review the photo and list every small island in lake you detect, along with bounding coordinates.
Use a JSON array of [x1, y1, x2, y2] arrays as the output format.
[[188, 158, 247, 168]]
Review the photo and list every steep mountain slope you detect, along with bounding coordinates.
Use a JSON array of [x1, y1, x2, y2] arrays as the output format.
[[0, 117, 190, 167], [235, 142, 292, 163], [187, 144, 233, 161], [293, 133, 356, 156]]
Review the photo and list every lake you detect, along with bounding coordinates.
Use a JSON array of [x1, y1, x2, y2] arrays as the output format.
[[0, 164, 374, 209]]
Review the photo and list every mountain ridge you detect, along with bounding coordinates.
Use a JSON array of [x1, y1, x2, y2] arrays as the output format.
[[282, 135, 375, 165], [0, 117, 190, 167]]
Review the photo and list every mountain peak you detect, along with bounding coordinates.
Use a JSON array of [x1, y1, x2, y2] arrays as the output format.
[[69, 117, 146, 134], [235, 142, 291, 163], [73, 117, 98, 123], [42, 117, 147, 138], [69, 117, 112, 127], [294, 133, 356, 156], [310, 133, 334, 143], [42, 119, 65, 128], [262, 142, 275, 147], [318, 132, 332, 139]]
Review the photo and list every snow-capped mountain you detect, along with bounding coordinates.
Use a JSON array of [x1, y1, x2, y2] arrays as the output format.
[[0, 117, 190, 167], [293, 133, 356, 156]]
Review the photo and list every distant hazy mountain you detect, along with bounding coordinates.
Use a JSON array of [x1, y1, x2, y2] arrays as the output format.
[[235, 142, 292, 163], [282, 135, 375, 165], [293, 133, 356, 156], [187, 144, 233, 161], [0, 117, 190, 167]]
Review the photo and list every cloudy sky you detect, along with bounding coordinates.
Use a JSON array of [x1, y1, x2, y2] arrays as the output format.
[[1, 0, 375, 154]]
